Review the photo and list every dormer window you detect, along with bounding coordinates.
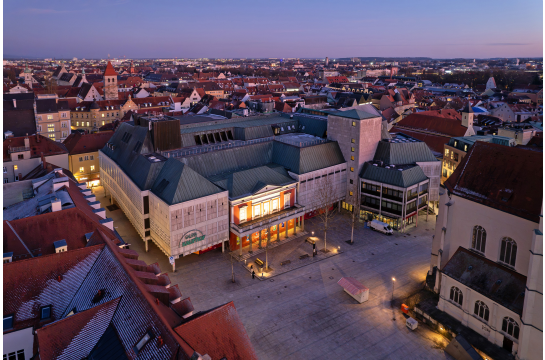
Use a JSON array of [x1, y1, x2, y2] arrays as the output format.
[[41, 305, 52, 320], [134, 331, 153, 354], [3, 315, 13, 330]]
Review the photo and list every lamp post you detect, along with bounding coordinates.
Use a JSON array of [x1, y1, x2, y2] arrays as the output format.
[[392, 277, 396, 321]]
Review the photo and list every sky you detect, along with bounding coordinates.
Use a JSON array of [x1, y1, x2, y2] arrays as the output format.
[[3, 0, 543, 59]]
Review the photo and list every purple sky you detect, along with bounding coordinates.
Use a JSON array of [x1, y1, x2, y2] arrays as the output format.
[[3, 0, 543, 59]]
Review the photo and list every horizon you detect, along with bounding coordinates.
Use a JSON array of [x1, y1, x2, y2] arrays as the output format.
[[3, 0, 543, 59]]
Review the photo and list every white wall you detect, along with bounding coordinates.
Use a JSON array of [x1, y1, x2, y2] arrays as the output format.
[[3, 327, 34, 360]]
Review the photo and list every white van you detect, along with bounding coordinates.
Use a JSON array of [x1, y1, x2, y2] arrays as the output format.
[[368, 220, 393, 235]]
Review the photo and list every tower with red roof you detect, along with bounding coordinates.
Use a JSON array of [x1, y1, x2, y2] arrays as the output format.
[[103, 61, 118, 100]]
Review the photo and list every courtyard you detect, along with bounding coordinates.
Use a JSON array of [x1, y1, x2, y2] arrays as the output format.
[[94, 186, 451, 359]]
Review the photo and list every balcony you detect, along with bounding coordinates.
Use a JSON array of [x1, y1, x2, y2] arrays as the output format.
[[362, 189, 380, 196], [407, 193, 418, 201], [8, 146, 30, 154], [232, 204, 305, 234], [361, 202, 380, 210], [382, 193, 403, 202], [382, 208, 402, 216]]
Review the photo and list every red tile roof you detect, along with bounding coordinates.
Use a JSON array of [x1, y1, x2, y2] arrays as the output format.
[[395, 112, 468, 137], [3, 245, 105, 332], [36, 297, 121, 360], [445, 141, 543, 222], [174, 302, 258, 360], [3, 134, 68, 161], [63, 131, 113, 155], [103, 61, 118, 77]]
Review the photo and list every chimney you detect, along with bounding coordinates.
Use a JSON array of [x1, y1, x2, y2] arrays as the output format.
[[36, 134, 40, 143], [51, 198, 62, 212], [24, 135, 30, 149], [12, 99, 16, 109], [18, 173, 22, 181]]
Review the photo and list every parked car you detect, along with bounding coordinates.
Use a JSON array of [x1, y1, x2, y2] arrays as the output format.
[[368, 220, 393, 235]]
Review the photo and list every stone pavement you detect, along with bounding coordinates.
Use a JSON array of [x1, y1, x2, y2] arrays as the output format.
[[93, 186, 451, 359]]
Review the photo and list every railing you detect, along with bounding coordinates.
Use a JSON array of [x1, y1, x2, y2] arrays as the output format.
[[164, 136, 274, 158], [407, 193, 418, 201], [8, 146, 30, 154], [382, 193, 403, 202], [361, 202, 380, 210], [362, 189, 380, 196], [382, 208, 402, 216], [232, 204, 305, 233]]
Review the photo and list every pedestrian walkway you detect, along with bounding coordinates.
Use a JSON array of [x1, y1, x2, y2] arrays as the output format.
[[230, 230, 309, 261]]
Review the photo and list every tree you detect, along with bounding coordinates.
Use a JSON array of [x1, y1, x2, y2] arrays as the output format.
[[315, 174, 337, 252], [43, 75, 58, 94]]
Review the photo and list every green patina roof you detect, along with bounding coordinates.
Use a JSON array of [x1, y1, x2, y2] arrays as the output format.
[[360, 163, 428, 188], [373, 140, 438, 165], [151, 158, 224, 205]]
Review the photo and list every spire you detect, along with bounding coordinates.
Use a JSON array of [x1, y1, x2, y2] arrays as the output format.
[[104, 61, 118, 76], [24, 61, 31, 73], [82, 67, 85, 75]]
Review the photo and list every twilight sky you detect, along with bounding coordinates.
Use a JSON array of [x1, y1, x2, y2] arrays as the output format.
[[3, 0, 543, 59]]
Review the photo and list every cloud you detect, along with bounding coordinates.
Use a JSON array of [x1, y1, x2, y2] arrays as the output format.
[[486, 43, 529, 46]]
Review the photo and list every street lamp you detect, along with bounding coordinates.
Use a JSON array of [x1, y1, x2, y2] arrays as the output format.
[[392, 277, 396, 321]]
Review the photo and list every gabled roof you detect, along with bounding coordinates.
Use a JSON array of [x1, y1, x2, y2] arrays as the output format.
[[36, 297, 122, 360], [63, 131, 113, 155], [174, 302, 258, 360], [327, 108, 380, 120], [4, 134, 68, 162], [445, 141, 543, 223], [442, 247, 527, 315], [395, 113, 468, 137], [3, 109, 37, 137], [272, 141, 346, 174], [360, 162, 428, 188], [151, 158, 224, 205], [211, 165, 295, 199]]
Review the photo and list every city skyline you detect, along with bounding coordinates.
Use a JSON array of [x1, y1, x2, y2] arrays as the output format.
[[3, 0, 543, 59]]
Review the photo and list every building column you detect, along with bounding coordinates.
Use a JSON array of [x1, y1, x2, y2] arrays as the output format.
[[294, 218, 297, 235], [301, 216, 305, 231], [277, 223, 280, 241], [258, 230, 262, 249], [145, 239, 149, 252], [285, 221, 289, 238], [222, 240, 225, 253], [249, 233, 253, 253], [172, 260, 176, 273], [267, 226, 271, 247], [240, 236, 243, 256]]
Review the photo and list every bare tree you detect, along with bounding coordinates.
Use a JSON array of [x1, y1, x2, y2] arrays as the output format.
[[315, 174, 337, 252], [43, 75, 58, 94]]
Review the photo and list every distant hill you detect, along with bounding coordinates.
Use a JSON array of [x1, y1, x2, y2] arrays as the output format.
[[4, 54, 43, 60]]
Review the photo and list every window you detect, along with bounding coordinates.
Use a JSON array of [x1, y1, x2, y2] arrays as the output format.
[[263, 201, 270, 215], [4, 350, 24, 360], [47, 124, 55, 132], [76, 121, 79, 126], [453, 152, 459, 162], [37, 125, 42, 131], [349, 191, 353, 196], [239, 206, 247, 223], [350, 167, 354, 172], [352, 121, 356, 126], [351, 138, 355, 143], [79, 157, 83, 162], [4, 315, 13, 330], [502, 317, 519, 339], [272, 198, 279, 212], [443, 169, 448, 177], [17, 154, 23, 160], [90, 165, 95, 171], [449, 286, 463, 306], [47, 115, 53, 120], [351, 147, 355, 152], [61, 112, 67, 118], [41, 306, 51, 320], [3, 178, 8, 184], [86, 122, 90, 126], [472, 226, 486, 253], [13, 165, 18, 171], [445, 148, 450, 158], [3, 167, 6, 173], [351, 156, 354, 161], [284, 192, 291, 209], [473, 300, 489, 321], [464, 144, 468, 152], [80, 167, 84, 173], [84, 156, 89, 161], [350, 179, 353, 184], [102, 121, 105, 125], [133, 331, 152, 354], [90, 155, 94, 160], [500, 237, 517, 267], [253, 204, 261, 218]]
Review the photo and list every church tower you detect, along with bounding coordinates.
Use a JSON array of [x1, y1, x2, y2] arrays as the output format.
[[129, 60, 136, 75], [103, 61, 118, 100], [23, 62, 33, 89]]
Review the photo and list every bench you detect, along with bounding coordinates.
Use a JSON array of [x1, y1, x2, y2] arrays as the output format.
[[299, 254, 309, 260], [255, 258, 264, 267], [280, 260, 291, 266]]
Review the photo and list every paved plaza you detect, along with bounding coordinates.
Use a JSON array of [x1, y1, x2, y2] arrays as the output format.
[[94, 186, 451, 359]]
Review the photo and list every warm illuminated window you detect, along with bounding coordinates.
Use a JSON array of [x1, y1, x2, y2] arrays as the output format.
[[79, 167, 84, 173], [253, 204, 261, 218], [47, 124, 55, 132], [351, 147, 355, 152], [351, 156, 354, 161], [13, 165, 18, 171], [90, 165, 95, 171], [239, 206, 247, 223], [272, 198, 279, 212], [47, 115, 53, 120], [352, 121, 356, 126], [284, 193, 290, 209], [102, 121, 105, 125], [48, 134, 55, 140], [351, 138, 355, 143], [86, 122, 90, 126], [350, 167, 354, 172]]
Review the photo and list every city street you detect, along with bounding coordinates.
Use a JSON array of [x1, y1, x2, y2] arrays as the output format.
[[94, 186, 451, 359]]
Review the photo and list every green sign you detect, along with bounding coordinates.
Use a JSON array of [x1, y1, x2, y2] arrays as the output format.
[[180, 229, 205, 247]]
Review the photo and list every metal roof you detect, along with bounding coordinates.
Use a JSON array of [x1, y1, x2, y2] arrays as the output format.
[[360, 163, 428, 188], [151, 158, 223, 205], [373, 140, 438, 165], [210, 165, 296, 200], [272, 141, 346, 174], [323, 108, 381, 120]]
